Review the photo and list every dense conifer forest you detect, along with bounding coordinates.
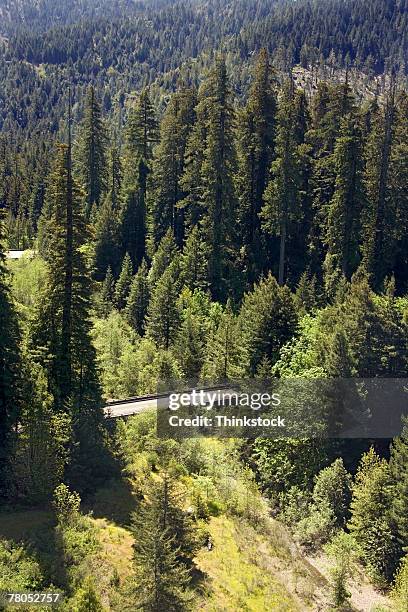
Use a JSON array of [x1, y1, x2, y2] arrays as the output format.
[[1, 0, 408, 610]]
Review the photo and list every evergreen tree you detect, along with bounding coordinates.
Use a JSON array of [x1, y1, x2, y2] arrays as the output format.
[[261, 83, 310, 285], [125, 88, 158, 197], [313, 458, 352, 527], [388, 91, 408, 292], [126, 88, 159, 161], [146, 261, 181, 349], [174, 309, 205, 380], [125, 259, 150, 335], [325, 532, 354, 609], [118, 90, 158, 267], [93, 192, 121, 280], [201, 57, 237, 299], [76, 86, 108, 217], [237, 274, 298, 376], [362, 86, 397, 289], [180, 225, 209, 291], [236, 49, 276, 280], [148, 229, 179, 288], [119, 160, 147, 268], [323, 115, 364, 294], [114, 253, 133, 310], [29, 143, 108, 491], [179, 96, 207, 232], [254, 355, 273, 379], [181, 57, 236, 300], [0, 211, 22, 496], [348, 448, 400, 585], [201, 300, 240, 382], [294, 271, 319, 314], [149, 88, 196, 250], [153, 472, 198, 566], [318, 273, 408, 377], [307, 81, 356, 282], [389, 422, 408, 549], [130, 476, 192, 611]]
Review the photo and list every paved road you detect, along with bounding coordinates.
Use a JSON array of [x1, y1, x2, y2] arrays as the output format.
[[104, 397, 158, 418], [104, 387, 235, 419], [6, 249, 37, 259], [6, 250, 25, 259]]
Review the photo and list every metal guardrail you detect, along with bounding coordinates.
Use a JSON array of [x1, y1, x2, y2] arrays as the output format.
[[106, 392, 169, 407]]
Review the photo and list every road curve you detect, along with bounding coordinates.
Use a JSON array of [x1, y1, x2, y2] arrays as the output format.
[[104, 386, 235, 419]]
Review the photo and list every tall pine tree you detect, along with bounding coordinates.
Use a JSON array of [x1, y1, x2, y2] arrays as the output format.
[[201, 300, 240, 382], [130, 475, 193, 611], [118, 89, 158, 268], [236, 49, 277, 281], [0, 211, 22, 496], [180, 225, 209, 291], [323, 115, 364, 294], [261, 82, 310, 285], [125, 88, 158, 198], [148, 88, 196, 250], [114, 253, 133, 310], [307, 81, 356, 281], [125, 259, 150, 335], [147, 260, 181, 349], [76, 86, 108, 218], [30, 141, 108, 491], [181, 57, 236, 300], [362, 85, 397, 289], [348, 448, 400, 585]]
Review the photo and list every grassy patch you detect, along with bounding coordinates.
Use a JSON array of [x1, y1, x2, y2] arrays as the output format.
[[0, 509, 53, 542], [195, 515, 302, 611]]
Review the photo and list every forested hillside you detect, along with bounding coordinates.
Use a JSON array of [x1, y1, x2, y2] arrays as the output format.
[[1, 0, 407, 139], [0, 0, 169, 33], [1, 0, 408, 609]]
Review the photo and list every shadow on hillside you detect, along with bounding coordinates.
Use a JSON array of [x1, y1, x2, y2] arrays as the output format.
[[0, 508, 70, 589], [83, 478, 137, 527]]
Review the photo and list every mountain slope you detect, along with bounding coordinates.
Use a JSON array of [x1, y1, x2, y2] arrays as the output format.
[[0, 0, 407, 139], [0, 0, 174, 34]]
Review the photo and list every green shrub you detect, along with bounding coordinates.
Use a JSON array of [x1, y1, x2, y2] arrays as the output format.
[[0, 540, 43, 592], [70, 576, 104, 612], [53, 484, 81, 525], [296, 503, 336, 551], [392, 555, 408, 611], [278, 486, 311, 526], [313, 458, 352, 526], [324, 532, 355, 610]]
